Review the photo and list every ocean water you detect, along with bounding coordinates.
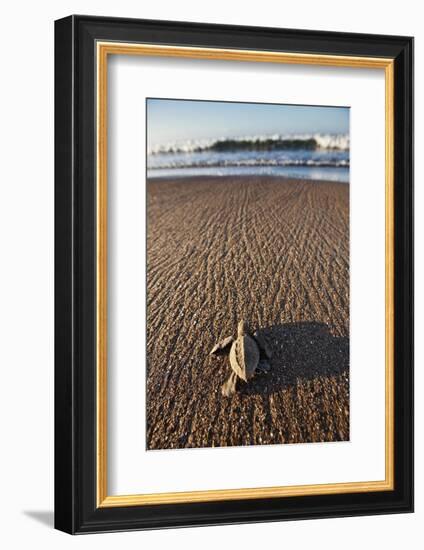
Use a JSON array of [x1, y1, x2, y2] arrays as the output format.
[[147, 134, 350, 183]]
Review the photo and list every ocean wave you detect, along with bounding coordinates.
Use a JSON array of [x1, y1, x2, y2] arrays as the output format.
[[148, 158, 350, 170], [148, 133, 349, 154]]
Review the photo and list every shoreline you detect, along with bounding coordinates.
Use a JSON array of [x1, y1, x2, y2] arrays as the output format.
[[147, 173, 349, 184], [147, 172, 350, 184]]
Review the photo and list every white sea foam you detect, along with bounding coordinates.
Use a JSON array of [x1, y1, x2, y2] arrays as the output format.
[[148, 158, 350, 170]]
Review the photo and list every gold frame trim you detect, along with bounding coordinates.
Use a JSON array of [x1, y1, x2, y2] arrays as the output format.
[[96, 42, 395, 508]]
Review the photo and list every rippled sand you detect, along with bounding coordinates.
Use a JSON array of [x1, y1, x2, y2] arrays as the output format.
[[146, 176, 349, 450]]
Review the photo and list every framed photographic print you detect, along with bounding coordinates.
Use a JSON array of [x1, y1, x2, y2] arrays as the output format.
[[54, 15, 413, 534]]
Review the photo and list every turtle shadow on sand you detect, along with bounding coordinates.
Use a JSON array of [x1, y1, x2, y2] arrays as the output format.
[[212, 322, 349, 397]]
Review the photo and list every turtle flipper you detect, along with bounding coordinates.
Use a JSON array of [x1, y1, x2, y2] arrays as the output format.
[[210, 335, 234, 356], [253, 330, 273, 359], [221, 371, 238, 397]]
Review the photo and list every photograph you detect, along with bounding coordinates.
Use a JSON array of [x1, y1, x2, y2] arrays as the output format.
[[52, 12, 413, 535], [146, 98, 350, 450]]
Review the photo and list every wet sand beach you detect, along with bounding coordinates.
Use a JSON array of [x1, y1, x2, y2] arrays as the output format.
[[146, 176, 349, 450]]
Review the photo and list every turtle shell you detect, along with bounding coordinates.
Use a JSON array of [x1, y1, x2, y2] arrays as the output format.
[[229, 333, 260, 382]]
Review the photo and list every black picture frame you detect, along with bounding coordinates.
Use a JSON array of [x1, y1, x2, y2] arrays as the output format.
[[55, 15, 414, 534]]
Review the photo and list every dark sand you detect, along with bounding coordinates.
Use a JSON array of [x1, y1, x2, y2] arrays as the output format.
[[146, 176, 349, 450]]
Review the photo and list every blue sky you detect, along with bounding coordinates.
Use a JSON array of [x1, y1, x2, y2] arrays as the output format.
[[147, 98, 349, 145]]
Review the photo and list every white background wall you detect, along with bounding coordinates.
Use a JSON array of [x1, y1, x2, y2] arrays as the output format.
[[0, 1, 420, 548]]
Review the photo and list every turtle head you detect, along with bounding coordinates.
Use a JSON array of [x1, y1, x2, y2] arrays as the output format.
[[237, 319, 248, 337]]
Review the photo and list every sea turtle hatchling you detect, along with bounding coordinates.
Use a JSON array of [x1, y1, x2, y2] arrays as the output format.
[[210, 320, 272, 396]]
